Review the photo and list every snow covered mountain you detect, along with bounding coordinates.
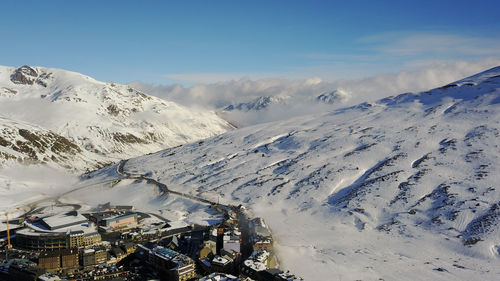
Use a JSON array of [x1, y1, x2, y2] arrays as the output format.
[[315, 88, 350, 104], [94, 66, 500, 279], [0, 65, 231, 171], [223, 95, 290, 112], [221, 89, 349, 113]]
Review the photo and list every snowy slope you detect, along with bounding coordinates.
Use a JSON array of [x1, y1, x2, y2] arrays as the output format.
[[0, 116, 94, 170], [100, 67, 500, 280], [0, 65, 231, 171]]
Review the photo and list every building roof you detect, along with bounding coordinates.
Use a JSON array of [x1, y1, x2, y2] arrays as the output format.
[[212, 255, 231, 266], [84, 231, 99, 237], [115, 205, 134, 210], [276, 270, 301, 281], [220, 249, 238, 259], [141, 221, 167, 232], [60, 248, 78, 256], [69, 230, 84, 235], [83, 249, 95, 254], [250, 217, 272, 238], [16, 227, 67, 237], [39, 251, 60, 258], [91, 211, 137, 222], [19, 213, 97, 237], [165, 220, 189, 229], [243, 249, 270, 272], [41, 212, 88, 230], [38, 273, 62, 281], [96, 202, 134, 211], [103, 212, 137, 222], [199, 273, 240, 281], [244, 259, 266, 272], [153, 246, 193, 268], [161, 235, 179, 248], [200, 258, 211, 268]]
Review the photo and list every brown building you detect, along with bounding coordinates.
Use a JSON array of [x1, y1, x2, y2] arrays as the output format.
[[38, 248, 79, 271], [199, 240, 216, 260], [38, 251, 61, 271], [81, 249, 96, 267], [16, 230, 68, 250], [90, 212, 138, 232], [69, 231, 101, 248], [80, 246, 109, 267], [60, 248, 79, 269], [95, 248, 108, 265]]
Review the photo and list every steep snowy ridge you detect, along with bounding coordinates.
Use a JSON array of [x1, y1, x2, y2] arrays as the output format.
[[0, 65, 231, 171], [0, 116, 94, 170], [103, 66, 500, 280]]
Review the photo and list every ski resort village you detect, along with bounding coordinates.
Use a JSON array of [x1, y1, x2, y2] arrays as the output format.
[[0, 199, 300, 281]]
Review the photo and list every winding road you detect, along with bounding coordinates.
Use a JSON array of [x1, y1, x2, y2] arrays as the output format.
[[116, 159, 254, 260], [116, 160, 220, 206]]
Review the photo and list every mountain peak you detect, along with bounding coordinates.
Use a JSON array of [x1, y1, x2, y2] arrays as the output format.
[[10, 65, 50, 87], [224, 95, 289, 111], [316, 89, 350, 104]]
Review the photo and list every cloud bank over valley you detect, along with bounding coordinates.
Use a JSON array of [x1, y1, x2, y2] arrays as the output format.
[[130, 58, 500, 126]]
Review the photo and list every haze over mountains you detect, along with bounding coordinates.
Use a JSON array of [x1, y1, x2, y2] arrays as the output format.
[[89, 67, 500, 279], [130, 59, 500, 127], [0, 65, 231, 171]]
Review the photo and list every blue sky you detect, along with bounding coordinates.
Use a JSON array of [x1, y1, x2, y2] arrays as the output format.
[[1, 0, 499, 85]]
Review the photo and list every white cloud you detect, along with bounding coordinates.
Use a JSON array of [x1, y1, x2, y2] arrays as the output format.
[[159, 33, 500, 86], [163, 72, 299, 85], [164, 73, 250, 84], [0, 165, 79, 214], [130, 58, 500, 126]]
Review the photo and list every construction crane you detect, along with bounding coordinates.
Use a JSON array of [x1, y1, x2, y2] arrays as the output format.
[[4, 212, 12, 262], [5, 212, 12, 250]]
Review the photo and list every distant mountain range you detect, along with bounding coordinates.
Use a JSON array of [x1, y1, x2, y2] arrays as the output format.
[[222, 89, 349, 113], [89, 66, 500, 280], [223, 95, 290, 112], [0, 65, 231, 171]]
